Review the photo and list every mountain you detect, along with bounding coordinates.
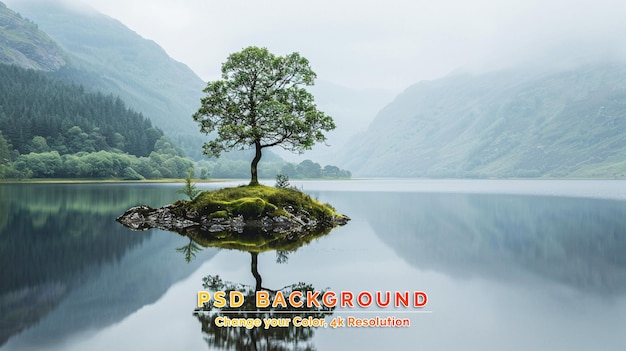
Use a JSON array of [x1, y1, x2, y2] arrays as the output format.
[[338, 62, 626, 178], [0, 1, 65, 70], [274, 80, 395, 165], [5, 0, 207, 159]]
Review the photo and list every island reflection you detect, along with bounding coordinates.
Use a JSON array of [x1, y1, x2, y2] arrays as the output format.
[[179, 224, 339, 351]]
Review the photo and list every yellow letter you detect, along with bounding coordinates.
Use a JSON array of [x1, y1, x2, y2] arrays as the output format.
[[214, 291, 226, 308], [230, 291, 244, 308], [197, 291, 211, 307]]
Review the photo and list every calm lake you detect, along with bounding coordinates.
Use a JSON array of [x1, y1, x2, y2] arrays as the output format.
[[2, 179, 626, 350]]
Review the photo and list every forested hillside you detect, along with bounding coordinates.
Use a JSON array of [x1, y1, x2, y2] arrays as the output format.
[[6, 0, 206, 159], [0, 64, 192, 179], [0, 64, 159, 156]]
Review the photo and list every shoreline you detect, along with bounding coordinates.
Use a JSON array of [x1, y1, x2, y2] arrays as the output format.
[[0, 178, 226, 184], [0, 177, 623, 185]]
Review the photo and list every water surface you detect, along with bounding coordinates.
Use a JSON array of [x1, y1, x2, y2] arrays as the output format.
[[2, 180, 626, 350]]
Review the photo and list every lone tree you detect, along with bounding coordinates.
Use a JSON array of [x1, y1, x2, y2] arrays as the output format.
[[193, 46, 335, 186]]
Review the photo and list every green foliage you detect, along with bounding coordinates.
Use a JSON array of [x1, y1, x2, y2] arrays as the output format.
[[0, 131, 23, 179], [229, 197, 274, 218], [0, 63, 201, 179], [176, 238, 203, 263], [193, 46, 335, 185], [177, 170, 201, 200], [280, 160, 351, 179], [8, 0, 207, 159], [14, 151, 62, 177], [275, 174, 290, 188], [193, 157, 350, 180], [31, 136, 50, 153], [0, 64, 163, 157], [122, 166, 144, 180], [297, 159, 322, 178], [0, 131, 12, 164], [2, 149, 193, 180], [190, 185, 340, 222]]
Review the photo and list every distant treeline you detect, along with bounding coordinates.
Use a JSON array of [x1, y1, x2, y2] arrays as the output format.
[[197, 158, 351, 179]]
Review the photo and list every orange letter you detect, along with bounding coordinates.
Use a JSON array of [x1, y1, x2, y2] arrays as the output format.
[[289, 291, 303, 308], [256, 291, 269, 308], [306, 291, 321, 307], [322, 291, 337, 307], [341, 291, 354, 307], [272, 291, 287, 308], [376, 291, 390, 307]]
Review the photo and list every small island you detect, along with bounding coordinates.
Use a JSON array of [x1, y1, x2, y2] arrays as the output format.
[[117, 183, 349, 250]]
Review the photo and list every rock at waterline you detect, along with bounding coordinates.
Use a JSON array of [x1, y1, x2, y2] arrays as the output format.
[[116, 201, 349, 235]]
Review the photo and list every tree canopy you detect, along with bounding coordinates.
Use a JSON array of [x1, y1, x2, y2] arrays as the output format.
[[193, 46, 335, 185]]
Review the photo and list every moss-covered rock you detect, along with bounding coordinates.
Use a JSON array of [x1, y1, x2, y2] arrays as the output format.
[[116, 185, 349, 251], [188, 185, 346, 223]]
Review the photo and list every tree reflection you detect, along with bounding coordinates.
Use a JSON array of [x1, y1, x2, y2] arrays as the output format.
[[194, 253, 334, 351], [176, 237, 204, 263], [179, 223, 339, 350]]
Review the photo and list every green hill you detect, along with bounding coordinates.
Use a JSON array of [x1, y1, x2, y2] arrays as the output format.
[[6, 0, 207, 158], [0, 63, 194, 179], [338, 63, 626, 178]]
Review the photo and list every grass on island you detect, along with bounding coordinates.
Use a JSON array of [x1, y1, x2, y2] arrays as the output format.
[[185, 184, 344, 222], [172, 184, 349, 253]]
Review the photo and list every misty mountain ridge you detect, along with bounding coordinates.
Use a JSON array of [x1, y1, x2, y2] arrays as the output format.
[[339, 61, 626, 178], [0, 2, 65, 70]]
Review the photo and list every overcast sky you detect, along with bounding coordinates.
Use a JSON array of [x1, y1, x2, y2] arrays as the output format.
[[50, 0, 626, 92]]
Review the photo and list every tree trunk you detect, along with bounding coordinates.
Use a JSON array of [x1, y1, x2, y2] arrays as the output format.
[[250, 141, 262, 186], [251, 252, 262, 291]]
